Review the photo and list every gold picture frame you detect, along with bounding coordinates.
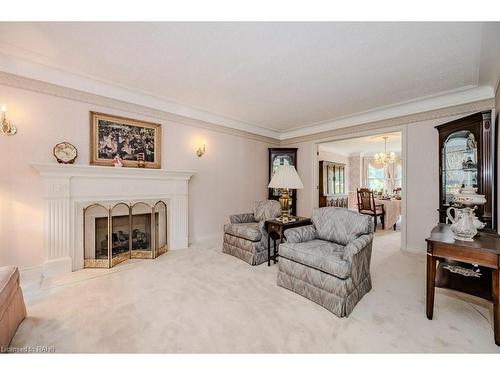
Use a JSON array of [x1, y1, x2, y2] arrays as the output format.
[[89, 111, 161, 169]]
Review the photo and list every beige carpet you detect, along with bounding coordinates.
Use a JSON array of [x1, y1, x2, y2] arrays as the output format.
[[11, 231, 500, 353]]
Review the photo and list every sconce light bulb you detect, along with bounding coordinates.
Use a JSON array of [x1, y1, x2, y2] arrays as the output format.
[[196, 140, 207, 157], [0, 104, 17, 136]]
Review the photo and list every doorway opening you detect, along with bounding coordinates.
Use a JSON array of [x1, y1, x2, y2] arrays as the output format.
[[315, 130, 405, 250]]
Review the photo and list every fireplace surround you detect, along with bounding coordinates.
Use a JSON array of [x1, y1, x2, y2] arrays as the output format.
[[32, 163, 195, 277]]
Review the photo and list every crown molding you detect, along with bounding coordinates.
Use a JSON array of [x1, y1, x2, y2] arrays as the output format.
[[0, 53, 281, 143], [281, 97, 495, 145], [280, 85, 495, 141], [0, 53, 495, 146]]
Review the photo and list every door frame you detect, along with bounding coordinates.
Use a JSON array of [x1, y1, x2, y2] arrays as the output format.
[[311, 125, 408, 251]]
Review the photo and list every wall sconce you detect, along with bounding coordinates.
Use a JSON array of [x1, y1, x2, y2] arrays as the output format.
[[1, 105, 17, 136], [196, 140, 206, 157]]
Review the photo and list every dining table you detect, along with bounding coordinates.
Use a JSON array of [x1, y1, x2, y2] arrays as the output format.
[[375, 198, 401, 229]]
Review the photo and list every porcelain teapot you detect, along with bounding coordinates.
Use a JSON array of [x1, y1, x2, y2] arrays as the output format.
[[446, 207, 477, 241]]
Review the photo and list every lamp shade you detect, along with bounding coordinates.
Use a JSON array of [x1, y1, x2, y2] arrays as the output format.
[[268, 165, 304, 189]]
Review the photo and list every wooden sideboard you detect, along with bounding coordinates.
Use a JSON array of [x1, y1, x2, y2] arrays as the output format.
[[319, 195, 348, 208], [426, 224, 500, 346]]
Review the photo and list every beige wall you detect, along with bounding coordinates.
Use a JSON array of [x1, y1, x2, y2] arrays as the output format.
[[318, 150, 348, 166], [0, 84, 273, 269], [405, 115, 463, 251], [292, 142, 315, 217], [348, 155, 361, 192]]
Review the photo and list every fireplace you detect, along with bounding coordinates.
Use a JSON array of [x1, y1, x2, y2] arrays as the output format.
[[84, 200, 168, 268], [32, 163, 194, 276]]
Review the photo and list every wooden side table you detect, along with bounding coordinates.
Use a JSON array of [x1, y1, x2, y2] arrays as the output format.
[[426, 224, 500, 346], [264, 217, 311, 267]]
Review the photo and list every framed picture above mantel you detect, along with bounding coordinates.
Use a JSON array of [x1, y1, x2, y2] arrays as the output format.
[[89, 111, 162, 169]]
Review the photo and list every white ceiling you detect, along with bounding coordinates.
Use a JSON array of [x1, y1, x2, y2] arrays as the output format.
[[319, 132, 402, 156], [0, 22, 499, 138]]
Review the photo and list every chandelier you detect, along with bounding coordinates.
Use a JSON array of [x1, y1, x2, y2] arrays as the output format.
[[374, 136, 396, 166]]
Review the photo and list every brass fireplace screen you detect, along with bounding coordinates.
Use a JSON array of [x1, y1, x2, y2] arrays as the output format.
[[83, 200, 168, 268]]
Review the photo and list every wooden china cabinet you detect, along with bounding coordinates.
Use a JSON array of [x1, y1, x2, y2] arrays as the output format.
[[268, 148, 298, 216], [318, 161, 348, 208], [436, 111, 496, 230], [435, 110, 497, 299]]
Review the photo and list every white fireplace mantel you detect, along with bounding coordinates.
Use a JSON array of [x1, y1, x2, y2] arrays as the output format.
[[32, 162, 196, 180], [32, 163, 196, 277]]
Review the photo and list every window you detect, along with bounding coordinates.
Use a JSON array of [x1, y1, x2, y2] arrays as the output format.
[[326, 163, 345, 195], [366, 162, 402, 192], [367, 165, 385, 191]]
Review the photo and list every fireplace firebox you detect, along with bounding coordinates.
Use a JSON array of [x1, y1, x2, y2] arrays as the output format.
[[83, 200, 168, 268]]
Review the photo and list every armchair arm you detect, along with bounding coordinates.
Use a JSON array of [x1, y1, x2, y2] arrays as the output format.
[[342, 233, 373, 263], [229, 213, 256, 224], [284, 225, 317, 243]]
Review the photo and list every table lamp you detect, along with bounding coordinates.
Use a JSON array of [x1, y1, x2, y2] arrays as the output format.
[[268, 165, 304, 220]]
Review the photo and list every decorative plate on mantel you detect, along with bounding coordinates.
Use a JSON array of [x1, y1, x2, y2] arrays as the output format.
[[53, 142, 78, 164]]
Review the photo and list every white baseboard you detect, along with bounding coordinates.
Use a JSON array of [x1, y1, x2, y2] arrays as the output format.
[[43, 257, 72, 277], [16, 265, 44, 291], [401, 246, 426, 255], [19, 264, 43, 273], [189, 233, 222, 247]]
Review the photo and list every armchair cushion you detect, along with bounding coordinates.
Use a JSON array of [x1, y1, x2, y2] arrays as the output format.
[[253, 200, 281, 222], [312, 207, 373, 246], [223, 223, 261, 242], [279, 240, 350, 279], [284, 225, 317, 243], [229, 213, 256, 224]]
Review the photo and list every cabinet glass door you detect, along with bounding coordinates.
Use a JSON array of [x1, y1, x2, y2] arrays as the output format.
[[442, 130, 478, 206]]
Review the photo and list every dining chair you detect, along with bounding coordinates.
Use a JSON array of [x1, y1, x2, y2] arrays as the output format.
[[356, 188, 385, 231]]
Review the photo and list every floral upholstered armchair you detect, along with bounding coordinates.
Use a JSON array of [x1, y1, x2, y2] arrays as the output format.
[[223, 200, 281, 265], [277, 207, 374, 317]]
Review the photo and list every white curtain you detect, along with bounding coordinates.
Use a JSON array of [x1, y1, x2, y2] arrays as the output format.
[[363, 157, 401, 192], [385, 160, 402, 192]]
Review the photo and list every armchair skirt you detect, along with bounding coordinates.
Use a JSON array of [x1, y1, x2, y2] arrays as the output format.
[[277, 253, 372, 317], [222, 232, 268, 266]]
